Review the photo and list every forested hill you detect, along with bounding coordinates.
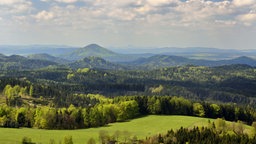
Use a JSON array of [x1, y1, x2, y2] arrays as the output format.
[[27, 53, 70, 64], [0, 53, 125, 71], [68, 56, 125, 70], [63, 44, 119, 61], [127, 55, 256, 69], [0, 54, 57, 70], [62, 44, 149, 62], [1, 52, 256, 71]]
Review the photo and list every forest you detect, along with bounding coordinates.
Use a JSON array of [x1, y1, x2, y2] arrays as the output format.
[[1, 64, 256, 106]]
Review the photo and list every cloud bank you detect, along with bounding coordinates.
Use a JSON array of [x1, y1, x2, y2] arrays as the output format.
[[0, 0, 255, 49]]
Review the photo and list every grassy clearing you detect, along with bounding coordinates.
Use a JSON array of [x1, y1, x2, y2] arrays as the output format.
[[0, 115, 251, 144], [0, 115, 211, 144]]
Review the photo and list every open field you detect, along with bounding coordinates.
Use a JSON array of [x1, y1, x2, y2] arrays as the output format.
[[0, 115, 251, 144], [0, 115, 211, 144]]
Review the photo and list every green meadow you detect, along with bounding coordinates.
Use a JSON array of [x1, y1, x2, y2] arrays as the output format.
[[0, 115, 251, 144]]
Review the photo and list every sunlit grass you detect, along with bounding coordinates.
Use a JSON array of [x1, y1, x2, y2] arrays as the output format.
[[0, 115, 252, 144]]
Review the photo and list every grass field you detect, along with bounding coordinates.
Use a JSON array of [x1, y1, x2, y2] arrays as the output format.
[[0, 115, 212, 144], [0, 115, 248, 144]]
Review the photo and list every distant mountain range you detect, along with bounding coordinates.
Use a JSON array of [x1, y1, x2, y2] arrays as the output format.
[[0, 45, 76, 56], [0, 53, 255, 71], [0, 44, 256, 70], [3, 44, 256, 62], [111, 46, 256, 60]]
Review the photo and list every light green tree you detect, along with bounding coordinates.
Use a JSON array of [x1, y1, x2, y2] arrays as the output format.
[[215, 118, 227, 134], [29, 85, 34, 97], [210, 104, 221, 117], [193, 103, 205, 117]]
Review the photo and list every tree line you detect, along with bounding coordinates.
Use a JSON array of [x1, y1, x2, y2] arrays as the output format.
[[1, 95, 256, 129]]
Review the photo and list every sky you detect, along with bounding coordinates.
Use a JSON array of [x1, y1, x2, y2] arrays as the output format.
[[0, 0, 255, 49]]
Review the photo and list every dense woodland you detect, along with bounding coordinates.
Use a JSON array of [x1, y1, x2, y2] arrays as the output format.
[[1, 64, 256, 106]]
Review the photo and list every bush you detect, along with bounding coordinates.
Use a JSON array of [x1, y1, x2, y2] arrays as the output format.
[[21, 136, 35, 144], [63, 135, 73, 144]]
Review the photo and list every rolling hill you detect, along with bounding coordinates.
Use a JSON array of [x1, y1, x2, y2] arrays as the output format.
[[0, 54, 58, 70], [219, 56, 256, 66], [63, 44, 150, 62], [0, 45, 76, 56], [1, 44, 256, 62], [69, 56, 125, 70], [63, 44, 119, 61], [27, 53, 70, 64], [127, 55, 256, 69], [111, 46, 256, 60], [1, 44, 256, 70], [1, 52, 255, 71]]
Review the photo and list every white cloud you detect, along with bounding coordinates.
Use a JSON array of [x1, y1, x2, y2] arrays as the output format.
[[14, 2, 32, 13], [233, 0, 255, 7], [108, 9, 136, 21], [215, 20, 237, 26], [0, 0, 23, 5], [55, 0, 78, 3], [0, 0, 32, 15], [35, 10, 54, 21], [135, 5, 152, 14], [40, 0, 80, 3], [1, 0, 242, 28], [170, 0, 234, 28], [239, 13, 256, 22], [147, 0, 180, 6], [237, 11, 256, 26]]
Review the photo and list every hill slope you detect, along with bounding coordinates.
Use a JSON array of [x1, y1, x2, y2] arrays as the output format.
[[112, 46, 256, 60], [63, 44, 119, 61], [0, 54, 58, 70], [63, 44, 150, 62], [27, 53, 70, 64], [128, 55, 256, 69], [69, 56, 125, 70]]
